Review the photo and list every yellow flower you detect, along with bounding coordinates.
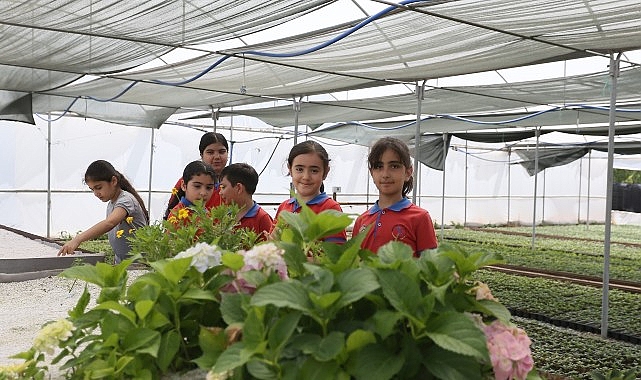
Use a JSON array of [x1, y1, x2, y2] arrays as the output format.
[[0, 360, 32, 377], [128, 229, 133, 234], [178, 208, 190, 220], [168, 215, 177, 224], [126, 216, 134, 224], [172, 187, 179, 196], [116, 229, 124, 238]]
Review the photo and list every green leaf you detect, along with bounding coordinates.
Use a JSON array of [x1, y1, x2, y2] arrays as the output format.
[[378, 241, 414, 264], [122, 327, 161, 357], [376, 269, 424, 325], [423, 344, 482, 380], [222, 252, 245, 271], [59, 264, 105, 287], [93, 300, 137, 324], [243, 307, 266, 350], [212, 342, 250, 374], [267, 311, 301, 356], [307, 209, 352, 241], [367, 310, 402, 340], [345, 330, 376, 353], [149, 257, 192, 285], [300, 357, 341, 380], [251, 281, 313, 313], [69, 286, 91, 318], [346, 343, 404, 380], [476, 299, 511, 323], [220, 292, 249, 325], [194, 326, 228, 369], [313, 331, 345, 362], [179, 288, 218, 302], [424, 312, 489, 361], [335, 268, 380, 309], [157, 330, 181, 372], [309, 291, 342, 309], [247, 359, 278, 380], [134, 300, 155, 320]]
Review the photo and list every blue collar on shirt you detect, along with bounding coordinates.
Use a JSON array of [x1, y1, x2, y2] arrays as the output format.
[[180, 196, 194, 207], [244, 202, 260, 218], [368, 198, 411, 214], [287, 192, 329, 211]]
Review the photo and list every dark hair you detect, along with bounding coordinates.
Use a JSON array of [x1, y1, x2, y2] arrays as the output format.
[[199, 132, 228, 155], [287, 140, 330, 173], [287, 140, 330, 193], [368, 137, 414, 197], [84, 160, 149, 222], [183, 160, 216, 184], [220, 163, 259, 195]]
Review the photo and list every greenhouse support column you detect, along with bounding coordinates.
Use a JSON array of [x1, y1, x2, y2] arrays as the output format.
[[464, 139, 468, 226], [293, 97, 301, 146], [412, 81, 425, 203], [587, 150, 592, 227], [601, 52, 621, 338], [578, 156, 583, 224], [147, 128, 155, 212], [440, 133, 447, 239], [542, 170, 546, 223], [507, 148, 511, 224], [531, 127, 540, 250], [229, 107, 234, 163], [47, 113, 52, 238]]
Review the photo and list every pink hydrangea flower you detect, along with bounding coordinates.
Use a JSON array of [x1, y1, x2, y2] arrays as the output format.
[[223, 242, 288, 294], [482, 320, 534, 380]]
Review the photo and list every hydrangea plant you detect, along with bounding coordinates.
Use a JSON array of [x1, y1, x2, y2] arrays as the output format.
[[1, 203, 540, 380]]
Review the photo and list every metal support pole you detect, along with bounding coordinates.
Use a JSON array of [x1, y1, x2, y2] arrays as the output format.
[[147, 128, 155, 213], [412, 81, 425, 203], [293, 96, 301, 146], [440, 133, 447, 238], [47, 114, 52, 238], [531, 127, 540, 250], [601, 52, 622, 338]]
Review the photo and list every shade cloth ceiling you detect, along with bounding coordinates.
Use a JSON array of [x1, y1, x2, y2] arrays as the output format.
[[1, 0, 640, 129]]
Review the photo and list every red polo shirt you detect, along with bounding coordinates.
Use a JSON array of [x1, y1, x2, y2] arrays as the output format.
[[353, 198, 437, 256], [238, 202, 274, 242]]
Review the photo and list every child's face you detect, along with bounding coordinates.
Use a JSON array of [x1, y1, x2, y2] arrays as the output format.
[[369, 148, 412, 199], [181, 173, 215, 204], [86, 177, 119, 203], [218, 176, 240, 205], [289, 152, 327, 201], [201, 142, 228, 174]]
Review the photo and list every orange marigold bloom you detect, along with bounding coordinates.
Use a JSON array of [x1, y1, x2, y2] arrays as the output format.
[[168, 215, 177, 224], [178, 208, 190, 220]]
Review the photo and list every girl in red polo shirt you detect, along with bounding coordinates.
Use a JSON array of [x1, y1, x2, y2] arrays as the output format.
[[163, 132, 229, 219], [274, 140, 347, 243], [352, 137, 437, 256]]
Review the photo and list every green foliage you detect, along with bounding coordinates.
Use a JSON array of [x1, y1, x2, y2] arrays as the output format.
[[590, 369, 638, 380], [7, 201, 539, 380], [129, 202, 260, 262], [613, 168, 641, 184]]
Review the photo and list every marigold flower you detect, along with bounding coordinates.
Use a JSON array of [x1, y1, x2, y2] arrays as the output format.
[[482, 320, 534, 380], [174, 242, 223, 273], [126, 216, 134, 224], [171, 187, 178, 196], [168, 215, 177, 224], [178, 208, 190, 220], [33, 319, 75, 355], [116, 229, 124, 238]]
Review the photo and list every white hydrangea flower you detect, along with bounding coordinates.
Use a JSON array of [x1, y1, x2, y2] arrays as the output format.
[[33, 319, 75, 355], [174, 242, 223, 273]]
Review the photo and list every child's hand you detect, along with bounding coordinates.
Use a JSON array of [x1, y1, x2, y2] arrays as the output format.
[[57, 239, 80, 256]]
